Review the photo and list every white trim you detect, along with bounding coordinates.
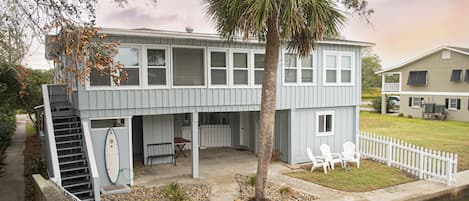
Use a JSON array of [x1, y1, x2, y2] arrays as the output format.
[[230, 49, 251, 87], [144, 45, 170, 89], [127, 117, 134, 186], [208, 48, 229, 88], [377, 46, 469, 74], [41, 85, 61, 184], [99, 27, 375, 47], [81, 121, 101, 201], [400, 91, 469, 97], [316, 111, 334, 137], [282, 49, 317, 86], [171, 45, 207, 88], [448, 98, 459, 110], [323, 51, 355, 86]]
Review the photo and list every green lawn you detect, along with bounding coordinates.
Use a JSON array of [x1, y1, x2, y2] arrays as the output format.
[[360, 112, 469, 171], [285, 160, 415, 192]]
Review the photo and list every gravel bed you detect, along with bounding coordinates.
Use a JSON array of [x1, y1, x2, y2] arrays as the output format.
[[101, 183, 211, 201], [235, 174, 319, 201]]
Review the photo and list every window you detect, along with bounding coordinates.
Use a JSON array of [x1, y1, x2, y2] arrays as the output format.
[[465, 69, 469, 82], [317, 111, 333, 136], [283, 53, 315, 84], [209, 50, 228, 86], [284, 53, 297, 83], [172, 47, 205, 86], [446, 98, 461, 110], [450, 69, 462, 81], [91, 119, 126, 129], [233, 52, 249, 85], [409, 97, 423, 108], [407, 71, 427, 86], [254, 53, 265, 85], [147, 48, 167, 86], [118, 47, 140, 86], [90, 68, 111, 86], [324, 51, 354, 85]]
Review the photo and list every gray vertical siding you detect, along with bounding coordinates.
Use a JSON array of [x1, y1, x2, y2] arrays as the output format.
[[76, 36, 362, 118], [142, 114, 174, 165], [90, 126, 131, 187], [274, 110, 289, 162], [290, 106, 357, 164]]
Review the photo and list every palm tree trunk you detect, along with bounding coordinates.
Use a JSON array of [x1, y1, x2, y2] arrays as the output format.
[[255, 15, 280, 200]]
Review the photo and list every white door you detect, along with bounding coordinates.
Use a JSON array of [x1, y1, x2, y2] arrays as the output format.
[[240, 112, 250, 146]]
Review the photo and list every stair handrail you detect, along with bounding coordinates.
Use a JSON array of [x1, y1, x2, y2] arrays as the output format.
[[82, 121, 101, 201], [41, 84, 61, 184]]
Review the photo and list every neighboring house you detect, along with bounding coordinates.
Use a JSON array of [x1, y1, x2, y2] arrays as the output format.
[[378, 46, 469, 121], [41, 28, 372, 200]]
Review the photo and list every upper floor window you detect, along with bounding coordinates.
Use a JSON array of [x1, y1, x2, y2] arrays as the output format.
[[316, 111, 334, 136], [118, 47, 140, 86], [209, 50, 228, 86], [465, 69, 469, 82], [254, 53, 265, 85], [284, 53, 315, 84], [450, 69, 462, 82], [172, 47, 205, 86], [324, 51, 353, 85], [407, 71, 427, 86], [147, 48, 167, 86], [232, 52, 249, 85]]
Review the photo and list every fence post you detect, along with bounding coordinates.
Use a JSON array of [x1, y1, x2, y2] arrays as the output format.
[[386, 136, 392, 166], [418, 146, 424, 179], [447, 153, 453, 186]]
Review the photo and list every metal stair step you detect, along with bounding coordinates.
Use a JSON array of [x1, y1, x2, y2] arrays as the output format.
[[58, 151, 84, 159], [71, 188, 93, 197], [54, 127, 81, 132], [53, 115, 79, 121], [63, 179, 91, 188], [59, 158, 87, 166], [53, 121, 81, 126], [61, 172, 90, 180], [57, 145, 82, 152], [79, 195, 95, 201], [55, 133, 81, 140], [60, 163, 89, 173], [56, 139, 83, 145]]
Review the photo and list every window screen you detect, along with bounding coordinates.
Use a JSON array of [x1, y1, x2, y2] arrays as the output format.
[[407, 71, 427, 86], [450, 70, 462, 81], [210, 51, 227, 85], [147, 49, 167, 86], [118, 47, 140, 86], [318, 113, 333, 135], [233, 52, 248, 85], [254, 53, 265, 85], [301, 55, 313, 83], [90, 68, 111, 86], [173, 48, 205, 86]]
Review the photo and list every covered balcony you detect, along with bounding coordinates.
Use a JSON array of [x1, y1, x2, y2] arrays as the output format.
[[381, 72, 401, 93]]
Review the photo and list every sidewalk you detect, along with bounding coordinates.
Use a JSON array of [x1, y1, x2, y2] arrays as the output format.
[[269, 163, 469, 201], [0, 115, 27, 201]]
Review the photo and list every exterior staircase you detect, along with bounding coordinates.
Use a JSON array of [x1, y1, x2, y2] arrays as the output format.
[[50, 95, 95, 201]]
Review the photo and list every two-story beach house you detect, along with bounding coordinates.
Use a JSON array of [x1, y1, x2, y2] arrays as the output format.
[[41, 28, 372, 200], [378, 46, 469, 121]]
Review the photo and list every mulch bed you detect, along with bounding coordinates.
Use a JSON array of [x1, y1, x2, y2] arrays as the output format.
[[101, 184, 211, 201], [23, 134, 46, 201], [235, 174, 319, 201]]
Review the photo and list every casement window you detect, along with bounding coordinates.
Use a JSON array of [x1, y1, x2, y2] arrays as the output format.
[[253, 53, 265, 85], [209, 50, 228, 86], [283, 53, 315, 84], [408, 97, 423, 108], [147, 48, 167, 86], [172, 47, 205, 86], [324, 51, 354, 85], [232, 52, 249, 85], [91, 119, 126, 129], [464, 69, 469, 82], [407, 71, 427, 86], [316, 111, 334, 136], [450, 69, 462, 81], [445, 98, 461, 110], [118, 47, 140, 86]]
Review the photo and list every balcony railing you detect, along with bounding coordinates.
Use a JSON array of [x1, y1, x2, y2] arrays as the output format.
[[382, 83, 400, 92]]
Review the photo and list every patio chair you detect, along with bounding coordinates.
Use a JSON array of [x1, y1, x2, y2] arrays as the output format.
[[306, 147, 329, 174], [319, 144, 342, 170], [342, 142, 360, 168]]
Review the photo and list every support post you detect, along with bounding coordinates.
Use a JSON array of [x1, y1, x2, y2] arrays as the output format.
[[191, 112, 199, 178], [381, 94, 387, 114]]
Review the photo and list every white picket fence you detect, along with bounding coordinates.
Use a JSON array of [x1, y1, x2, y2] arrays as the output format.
[[357, 131, 458, 186]]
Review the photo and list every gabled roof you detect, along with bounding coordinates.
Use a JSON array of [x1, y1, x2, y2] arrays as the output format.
[[377, 46, 469, 74], [99, 27, 375, 47]]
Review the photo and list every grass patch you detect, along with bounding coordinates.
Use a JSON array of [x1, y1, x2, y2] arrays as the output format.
[[360, 112, 469, 171], [285, 160, 415, 192], [26, 122, 36, 136]]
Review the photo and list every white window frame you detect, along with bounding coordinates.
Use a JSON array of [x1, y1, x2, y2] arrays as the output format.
[[117, 45, 143, 88], [88, 116, 132, 131], [448, 98, 458, 110], [410, 97, 422, 108], [144, 45, 170, 89], [170, 45, 207, 88], [282, 49, 317, 86], [316, 111, 334, 136], [230, 49, 251, 87], [208, 48, 229, 88], [323, 51, 355, 86], [251, 50, 266, 87]]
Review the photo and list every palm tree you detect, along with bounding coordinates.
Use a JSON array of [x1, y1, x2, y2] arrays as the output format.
[[204, 0, 369, 199]]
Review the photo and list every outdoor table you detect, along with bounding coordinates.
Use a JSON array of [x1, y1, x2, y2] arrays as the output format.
[[174, 137, 191, 158]]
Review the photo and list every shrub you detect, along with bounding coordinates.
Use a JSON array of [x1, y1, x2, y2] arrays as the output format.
[[398, 113, 404, 117], [279, 186, 294, 200], [407, 114, 413, 118], [162, 183, 189, 201], [371, 96, 392, 113], [249, 175, 257, 186]]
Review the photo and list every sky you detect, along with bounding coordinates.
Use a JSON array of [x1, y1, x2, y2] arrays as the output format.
[[23, 0, 469, 70]]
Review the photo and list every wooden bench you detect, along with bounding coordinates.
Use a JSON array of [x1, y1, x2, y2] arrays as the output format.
[[147, 143, 176, 166]]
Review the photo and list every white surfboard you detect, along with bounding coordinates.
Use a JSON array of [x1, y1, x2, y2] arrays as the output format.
[[105, 128, 120, 184]]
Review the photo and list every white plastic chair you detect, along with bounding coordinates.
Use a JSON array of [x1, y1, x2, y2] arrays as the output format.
[[320, 144, 342, 170], [306, 147, 329, 174], [342, 141, 360, 168]]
